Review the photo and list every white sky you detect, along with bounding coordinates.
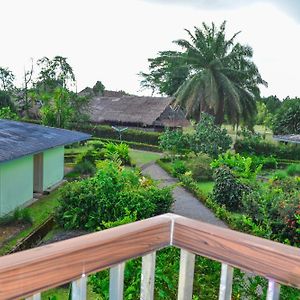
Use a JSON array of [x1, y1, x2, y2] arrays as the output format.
[[0, 0, 299, 99]]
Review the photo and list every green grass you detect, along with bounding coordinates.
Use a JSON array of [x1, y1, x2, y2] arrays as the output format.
[[0, 189, 61, 255], [129, 149, 162, 166], [195, 181, 214, 196], [42, 284, 101, 300]]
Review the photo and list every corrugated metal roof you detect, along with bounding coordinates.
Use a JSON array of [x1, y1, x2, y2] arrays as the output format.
[[0, 120, 90, 163], [273, 134, 300, 144]]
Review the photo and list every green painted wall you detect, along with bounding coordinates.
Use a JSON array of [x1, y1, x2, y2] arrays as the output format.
[[43, 146, 64, 190], [0, 156, 33, 216]]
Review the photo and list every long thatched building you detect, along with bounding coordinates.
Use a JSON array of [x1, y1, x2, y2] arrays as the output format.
[[86, 95, 189, 130]]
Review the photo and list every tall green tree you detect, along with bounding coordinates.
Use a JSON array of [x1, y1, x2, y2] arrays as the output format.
[[35, 56, 75, 92], [140, 51, 189, 96], [0, 67, 15, 91], [142, 22, 266, 125]]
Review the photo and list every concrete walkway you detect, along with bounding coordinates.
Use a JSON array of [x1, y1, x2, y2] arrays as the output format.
[[142, 162, 226, 228]]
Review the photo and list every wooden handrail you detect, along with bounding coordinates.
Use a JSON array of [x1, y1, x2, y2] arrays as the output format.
[[0, 215, 171, 299], [173, 215, 300, 289], [0, 213, 299, 299]]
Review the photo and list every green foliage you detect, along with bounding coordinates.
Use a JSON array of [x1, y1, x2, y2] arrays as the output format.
[[36, 56, 75, 91], [0, 106, 19, 120], [211, 151, 262, 179], [140, 50, 189, 96], [55, 160, 173, 231], [0, 67, 15, 91], [73, 160, 96, 175], [172, 159, 187, 176], [86, 140, 104, 150], [0, 208, 32, 226], [272, 98, 300, 134], [213, 166, 250, 211], [170, 21, 265, 125], [186, 154, 213, 181], [0, 90, 15, 109], [75, 124, 161, 145], [103, 142, 131, 165], [76, 148, 105, 165], [286, 164, 300, 176], [92, 80, 105, 96], [234, 129, 300, 160], [159, 129, 189, 155], [190, 113, 232, 158]]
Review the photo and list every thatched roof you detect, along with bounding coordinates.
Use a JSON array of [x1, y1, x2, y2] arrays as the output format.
[[273, 134, 300, 144], [88, 96, 189, 127], [0, 120, 90, 163]]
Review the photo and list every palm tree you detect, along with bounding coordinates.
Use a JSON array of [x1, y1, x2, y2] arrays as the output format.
[[172, 21, 267, 125]]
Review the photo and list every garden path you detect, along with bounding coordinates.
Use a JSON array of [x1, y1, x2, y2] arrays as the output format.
[[141, 162, 227, 228]]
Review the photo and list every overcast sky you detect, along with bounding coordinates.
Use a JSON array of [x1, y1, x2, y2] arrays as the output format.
[[0, 0, 299, 99]]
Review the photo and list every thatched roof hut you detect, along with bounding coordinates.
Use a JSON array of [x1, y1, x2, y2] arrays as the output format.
[[87, 95, 189, 129]]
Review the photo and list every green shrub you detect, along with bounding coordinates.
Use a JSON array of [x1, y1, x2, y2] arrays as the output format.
[[104, 142, 131, 165], [211, 152, 262, 179], [286, 164, 300, 176], [190, 113, 232, 158], [73, 160, 96, 175], [212, 166, 250, 211], [87, 140, 105, 150], [76, 149, 105, 165], [271, 170, 287, 181], [159, 129, 189, 155], [186, 154, 213, 181], [272, 98, 300, 135], [234, 130, 300, 160], [72, 124, 161, 145], [172, 160, 187, 176], [55, 160, 173, 231]]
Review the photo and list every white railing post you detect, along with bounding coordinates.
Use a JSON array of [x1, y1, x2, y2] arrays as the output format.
[[25, 294, 41, 300], [110, 263, 125, 300], [177, 249, 195, 300], [267, 280, 281, 300], [218, 263, 233, 300], [72, 274, 87, 300], [141, 251, 156, 300]]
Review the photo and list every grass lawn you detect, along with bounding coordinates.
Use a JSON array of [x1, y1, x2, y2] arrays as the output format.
[[0, 189, 61, 255], [195, 181, 214, 196], [129, 149, 162, 166]]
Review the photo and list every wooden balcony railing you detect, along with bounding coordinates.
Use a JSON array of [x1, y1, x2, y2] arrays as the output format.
[[0, 213, 299, 300]]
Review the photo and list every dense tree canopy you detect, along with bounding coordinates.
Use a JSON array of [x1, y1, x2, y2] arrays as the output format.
[[141, 22, 267, 126], [272, 98, 300, 134]]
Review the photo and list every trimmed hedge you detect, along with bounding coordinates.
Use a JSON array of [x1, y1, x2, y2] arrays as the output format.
[[72, 123, 161, 145], [234, 139, 300, 160]]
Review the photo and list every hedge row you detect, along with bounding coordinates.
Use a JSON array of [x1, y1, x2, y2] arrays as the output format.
[[93, 137, 161, 152], [234, 139, 300, 160], [72, 123, 161, 145]]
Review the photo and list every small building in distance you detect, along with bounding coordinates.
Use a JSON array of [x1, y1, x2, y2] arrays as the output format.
[[0, 120, 90, 216], [273, 134, 300, 144], [85, 94, 190, 130]]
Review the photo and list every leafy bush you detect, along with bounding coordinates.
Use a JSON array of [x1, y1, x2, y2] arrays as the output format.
[[87, 140, 104, 150], [185, 154, 213, 181], [55, 160, 173, 231], [0, 106, 19, 120], [73, 124, 161, 145], [73, 160, 96, 175], [159, 129, 189, 155], [272, 98, 300, 135], [76, 148, 105, 165], [211, 152, 262, 179], [103, 142, 131, 165], [271, 171, 287, 181], [212, 166, 250, 211], [190, 113, 232, 158], [172, 159, 187, 176], [286, 164, 300, 176], [234, 130, 300, 160]]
